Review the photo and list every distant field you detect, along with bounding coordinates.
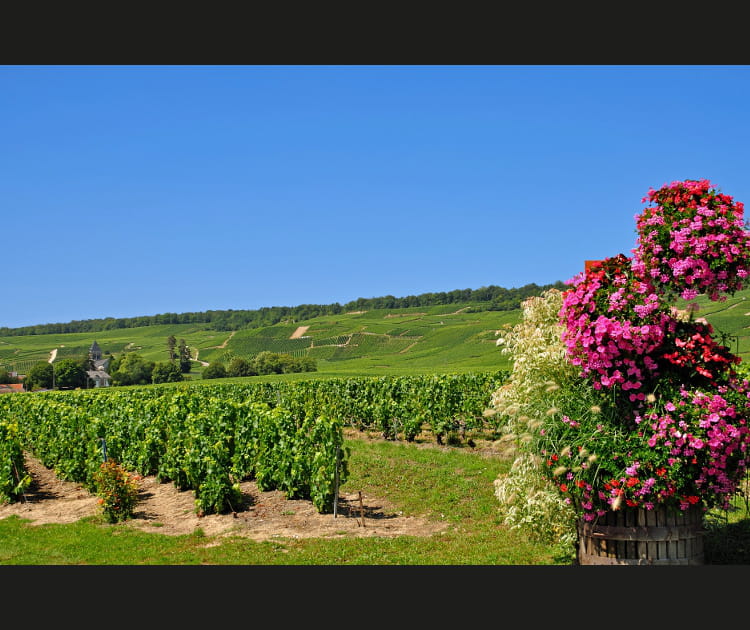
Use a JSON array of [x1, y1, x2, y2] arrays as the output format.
[[0, 302, 518, 377], [2, 289, 750, 379]]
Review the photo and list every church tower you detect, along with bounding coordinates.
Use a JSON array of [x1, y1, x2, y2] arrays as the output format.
[[89, 340, 102, 362]]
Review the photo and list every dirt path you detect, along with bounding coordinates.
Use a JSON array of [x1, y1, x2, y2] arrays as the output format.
[[399, 341, 419, 354], [217, 330, 236, 349], [290, 326, 310, 339], [206, 331, 237, 351], [0, 452, 449, 542], [193, 349, 209, 367]]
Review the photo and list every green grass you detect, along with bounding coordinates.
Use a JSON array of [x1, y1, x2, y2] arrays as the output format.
[[673, 289, 750, 359]]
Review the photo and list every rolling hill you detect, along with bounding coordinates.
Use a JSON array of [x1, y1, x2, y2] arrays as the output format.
[[3, 286, 750, 380], [0, 301, 520, 378]]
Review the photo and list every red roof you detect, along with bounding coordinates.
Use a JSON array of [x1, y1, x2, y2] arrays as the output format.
[[0, 383, 24, 393]]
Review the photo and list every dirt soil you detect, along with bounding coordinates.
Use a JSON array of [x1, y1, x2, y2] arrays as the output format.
[[289, 326, 310, 339], [0, 451, 450, 542]]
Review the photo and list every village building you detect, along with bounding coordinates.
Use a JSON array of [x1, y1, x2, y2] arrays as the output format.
[[86, 340, 112, 387]]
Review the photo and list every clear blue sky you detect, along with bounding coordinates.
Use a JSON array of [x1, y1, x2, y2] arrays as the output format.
[[2, 65, 749, 329]]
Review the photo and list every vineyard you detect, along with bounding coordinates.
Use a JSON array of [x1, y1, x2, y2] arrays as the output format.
[[0, 302, 522, 377], [0, 372, 507, 518]]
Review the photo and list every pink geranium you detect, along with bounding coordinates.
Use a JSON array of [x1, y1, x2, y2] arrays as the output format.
[[632, 179, 750, 302], [549, 180, 750, 517], [559, 254, 672, 398]]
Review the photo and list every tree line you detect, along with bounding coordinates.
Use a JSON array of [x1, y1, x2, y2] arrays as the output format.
[[203, 351, 317, 379], [20, 353, 189, 390], [0, 281, 566, 337]]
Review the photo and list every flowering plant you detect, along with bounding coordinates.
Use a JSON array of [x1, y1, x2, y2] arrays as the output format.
[[559, 253, 670, 400], [632, 179, 750, 302], [541, 373, 750, 520], [92, 459, 141, 523], [494, 180, 750, 532]]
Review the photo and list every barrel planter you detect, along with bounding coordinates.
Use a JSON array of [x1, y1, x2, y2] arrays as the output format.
[[577, 504, 705, 565]]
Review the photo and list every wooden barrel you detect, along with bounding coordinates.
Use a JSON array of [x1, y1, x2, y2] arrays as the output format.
[[577, 504, 705, 565]]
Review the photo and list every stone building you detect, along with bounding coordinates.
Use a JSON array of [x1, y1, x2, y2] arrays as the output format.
[[86, 340, 112, 387]]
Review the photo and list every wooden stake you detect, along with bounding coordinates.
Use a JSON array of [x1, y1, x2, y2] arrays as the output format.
[[333, 446, 340, 519], [359, 490, 365, 527]]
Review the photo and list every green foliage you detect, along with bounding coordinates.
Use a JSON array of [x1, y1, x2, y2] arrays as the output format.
[[0, 369, 20, 384], [23, 362, 53, 390], [252, 350, 284, 374], [111, 353, 155, 386], [166, 335, 177, 361], [250, 351, 317, 375], [151, 361, 184, 384], [202, 362, 227, 379], [92, 459, 141, 523], [307, 415, 349, 513], [227, 333, 312, 357], [226, 357, 256, 377], [53, 357, 87, 389], [0, 371, 504, 520], [178, 339, 191, 373], [0, 418, 31, 504], [0, 296, 533, 377]]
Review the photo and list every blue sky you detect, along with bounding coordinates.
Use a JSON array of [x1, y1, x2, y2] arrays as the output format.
[[2, 65, 749, 329]]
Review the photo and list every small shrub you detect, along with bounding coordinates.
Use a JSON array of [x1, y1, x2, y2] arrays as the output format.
[[93, 459, 141, 523], [202, 362, 227, 379]]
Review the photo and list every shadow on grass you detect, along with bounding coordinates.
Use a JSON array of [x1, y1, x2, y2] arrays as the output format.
[[703, 517, 750, 564]]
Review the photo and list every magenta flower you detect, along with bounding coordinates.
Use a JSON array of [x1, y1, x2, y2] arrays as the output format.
[[632, 179, 750, 302], [549, 180, 750, 519]]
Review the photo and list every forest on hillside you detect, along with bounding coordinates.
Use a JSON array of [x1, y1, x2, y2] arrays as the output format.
[[0, 282, 565, 337]]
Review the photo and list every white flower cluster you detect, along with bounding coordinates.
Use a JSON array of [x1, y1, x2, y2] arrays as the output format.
[[493, 452, 577, 550], [490, 289, 577, 419], [489, 288, 580, 556]]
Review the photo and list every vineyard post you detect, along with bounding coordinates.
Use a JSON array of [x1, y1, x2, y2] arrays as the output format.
[[100, 438, 107, 462], [333, 446, 340, 518]]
